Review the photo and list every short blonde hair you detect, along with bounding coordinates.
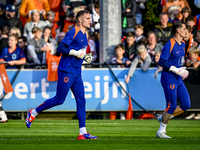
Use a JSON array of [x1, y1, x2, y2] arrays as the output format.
[[73, 6, 84, 16], [47, 10, 55, 17], [32, 27, 42, 33], [10, 27, 21, 37], [189, 47, 200, 55], [137, 45, 147, 53], [134, 24, 144, 30]]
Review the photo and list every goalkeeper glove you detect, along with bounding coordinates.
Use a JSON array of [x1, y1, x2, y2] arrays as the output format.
[[169, 66, 189, 79], [69, 49, 86, 59], [84, 53, 92, 63]]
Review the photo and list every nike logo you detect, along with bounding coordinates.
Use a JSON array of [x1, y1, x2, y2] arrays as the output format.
[[176, 51, 180, 53]]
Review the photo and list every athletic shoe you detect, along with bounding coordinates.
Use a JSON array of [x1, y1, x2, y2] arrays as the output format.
[[157, 115, 162, 123], [194, 114, 200, 120], [77, 133, 98, 140], [156, 132, 171, 138], [185, 113, 195, 119], [26, 109, 35, 128]]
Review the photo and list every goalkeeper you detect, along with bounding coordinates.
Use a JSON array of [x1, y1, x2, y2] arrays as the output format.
[[156, 21, 191, 139], [25, 10, 97, 140]]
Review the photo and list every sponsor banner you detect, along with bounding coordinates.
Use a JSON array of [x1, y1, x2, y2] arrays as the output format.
[[1, 68, 166, 111]]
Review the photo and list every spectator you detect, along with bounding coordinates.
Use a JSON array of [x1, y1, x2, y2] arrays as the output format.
[[125, 45, 152, 84], [186, 16, 197, 37], [9, 27, 21, 37], [186, 47, 200, 68], [154, 12, 173, 45], [0, 4, 23, 33], [86, 32, 97, 63], [23, 10, 48, 40], [42, 26, 57, 55], [184, 25, 194, 59], [154, 51, 163, 79], [154, 51, 162, 66], [18, 36, 29, 62], [162, 0, 190, 20], [0, 34, 26, 69], [45, 10, 60, 39], [195, 14, 200, 31], [62, 10, 75, 33], [47, 0, 63, 22], [62, 0, 86, 13], [27, 27, 50, 64], [63, 6, 84, 33], [0, 26, 10, 54], [121, 0, 137, 36], [110, 43, 129, 68], [134, 24, 145, 43], [90, 2, 100, 33], [122, 31, 137, 62], [19, 0, 50, 25], [185, 47, 200, 120], [168, 5, 180, 23], [146, 31, 163, 62], [181, 7, 191, 23], [58, 31, 66, 45], [134, 0, 147, 25]]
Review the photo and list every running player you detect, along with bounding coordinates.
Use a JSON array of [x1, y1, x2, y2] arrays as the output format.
[[25, 10, 97, 140], [156, 21, 191, 138]]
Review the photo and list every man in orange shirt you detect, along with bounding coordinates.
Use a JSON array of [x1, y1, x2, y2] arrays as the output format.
[[19, 0, 50, 25]]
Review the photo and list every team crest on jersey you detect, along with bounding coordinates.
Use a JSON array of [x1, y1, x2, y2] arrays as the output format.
[[12, 54, 17, 60], [170, 84, 175, 89], [64, 77, 69, 83], [178, 56, 185, 66]]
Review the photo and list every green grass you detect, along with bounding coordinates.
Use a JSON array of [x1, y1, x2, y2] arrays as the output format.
[[0, 119, 200, 150]]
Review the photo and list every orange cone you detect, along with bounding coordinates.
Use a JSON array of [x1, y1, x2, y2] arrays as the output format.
[[126, 94, 133, 120]]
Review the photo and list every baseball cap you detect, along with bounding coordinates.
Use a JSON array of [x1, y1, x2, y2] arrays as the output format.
[[6, 4, 16, 12]]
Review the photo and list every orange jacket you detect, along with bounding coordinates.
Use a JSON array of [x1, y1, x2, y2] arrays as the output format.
[[162, 0, 190, 20], [48, 0, 63, 22], [20, 0, 50, 25]]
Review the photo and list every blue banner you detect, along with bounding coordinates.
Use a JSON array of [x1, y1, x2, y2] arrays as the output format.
[[1, 68, 166, 111]]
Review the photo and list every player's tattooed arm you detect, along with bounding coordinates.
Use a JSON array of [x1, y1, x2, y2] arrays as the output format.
[[162, 112, 171, 124]]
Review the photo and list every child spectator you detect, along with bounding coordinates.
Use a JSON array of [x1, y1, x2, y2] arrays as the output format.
[[186, 47, 200, 68], [134, 25, 145, 43], [185, 47, 200, 120], [18, 36, 29, 62], [46, 11, 60, 39], [154, 51, 163, 79], [184, 25, 194, 59], [0, 34, 26, 69], [125, 45, 152, 83], [122, 31, 137, 62], [146, 31, 163, 62], [168, 5, 180, 23], [181, 7, 191, 23], [185, 16, 197, 37], [9, 27, 21, 37], [110, 44, 129, 68], [27, 27, 50, 64], [42, 26, 57, 55]]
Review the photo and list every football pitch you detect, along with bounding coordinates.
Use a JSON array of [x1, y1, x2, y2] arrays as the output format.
[[0, 119, 199, 150]]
